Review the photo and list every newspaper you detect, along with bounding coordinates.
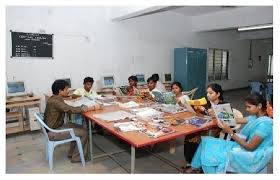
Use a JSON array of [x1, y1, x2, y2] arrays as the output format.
[[118, 101, 140, 108], [130, 107, 163, 119], [93, 110, 135, 122], [64, 97, 98, 107]]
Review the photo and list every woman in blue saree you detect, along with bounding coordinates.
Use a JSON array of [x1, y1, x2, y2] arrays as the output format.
[[184, 93, 273, 173]]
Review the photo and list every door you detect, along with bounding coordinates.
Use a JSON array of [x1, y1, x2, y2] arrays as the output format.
[[186, 48, 207, 98], [174, 48, 188, 89]]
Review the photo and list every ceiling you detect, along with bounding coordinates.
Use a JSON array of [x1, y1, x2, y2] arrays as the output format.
[[112, 6, 272, 40], [170, 6, 273, 40], [171, 6, 240, 16]]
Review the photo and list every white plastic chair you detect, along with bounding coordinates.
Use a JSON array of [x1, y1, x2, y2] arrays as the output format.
[[34, 112, 85, 170], [182, 87, 198, 100]]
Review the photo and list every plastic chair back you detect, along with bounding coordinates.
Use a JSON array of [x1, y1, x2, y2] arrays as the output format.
[[182, 87, 198, 100], [266, 83, 273, 101], [34, 112, 50, 142], [250, 81, 265, 95]]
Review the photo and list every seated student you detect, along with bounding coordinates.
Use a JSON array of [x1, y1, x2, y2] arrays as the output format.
[[72, 77, 98, 99], [71, 77, 99, 125], [126, 75, 140, 96], [151, 73, 166, 92], [146, 76, 162, 100], [184, 93, 273, 173], [44, 80, 101, 163], [182, 83, 227, 170], [194, 83, 228, 116], [171, 81, 190, 105]]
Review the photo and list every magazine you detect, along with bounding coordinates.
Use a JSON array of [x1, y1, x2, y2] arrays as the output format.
[[143, 127, 175, 138], [153, 104, 188, 114], [212, 103, 236, 126], [186, 116, 209, 127], [113, 122, 144, 132], [151, 91, 176, 104]]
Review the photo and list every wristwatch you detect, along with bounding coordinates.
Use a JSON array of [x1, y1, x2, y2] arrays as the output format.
[[229, 132, 235, 137]]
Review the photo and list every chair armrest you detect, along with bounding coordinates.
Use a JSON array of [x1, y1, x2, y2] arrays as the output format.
[[49, 128, 76, 138]]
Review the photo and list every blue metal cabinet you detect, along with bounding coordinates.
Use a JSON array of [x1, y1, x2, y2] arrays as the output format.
[[174, 47, 207, 98]]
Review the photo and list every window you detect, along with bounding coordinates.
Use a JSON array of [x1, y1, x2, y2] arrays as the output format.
[[268, 54, 273, 76], [208, 48, 229, 81]]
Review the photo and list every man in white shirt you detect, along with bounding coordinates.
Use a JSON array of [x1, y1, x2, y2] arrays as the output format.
[[72, 77, 101, 129], [72, 77, 98, 99], [152, 73, 166, 92]]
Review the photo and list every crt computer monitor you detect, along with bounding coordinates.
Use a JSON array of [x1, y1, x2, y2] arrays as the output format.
[[135, 74, 145, 85], [103, 76, 114, 88], [163, 73, 172, 83], [61, 78, 71, 88], [6, 81, 27, 97]]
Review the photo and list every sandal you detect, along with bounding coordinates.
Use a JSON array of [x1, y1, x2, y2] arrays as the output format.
[[181, 167, 202, 174], [180, 164, 191, 171]]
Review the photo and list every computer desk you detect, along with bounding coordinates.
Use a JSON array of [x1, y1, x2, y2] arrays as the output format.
[[6, 95, 41, 134]]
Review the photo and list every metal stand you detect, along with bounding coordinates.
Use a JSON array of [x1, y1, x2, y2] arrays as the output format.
[[88, 120, 93, 161], [131, 146, 135, 174]]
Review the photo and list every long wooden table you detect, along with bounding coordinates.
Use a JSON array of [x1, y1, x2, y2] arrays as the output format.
[[83, 105, 217, 173]]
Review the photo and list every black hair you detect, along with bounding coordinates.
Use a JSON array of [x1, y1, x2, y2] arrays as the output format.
[[147, 77, 156, 83], [171, 81, 183, 92], [207, 83, 224, 101], [245, 93, 267, 111], [151, 74, 159, 81], [52, 80, 69, 95], [128, 75, 138, 82], [83, 77, 94, 84]]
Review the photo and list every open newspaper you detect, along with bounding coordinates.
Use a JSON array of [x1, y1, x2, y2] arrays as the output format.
[[93, 110, 135, 122], [64, 97, 98, 107], [212, 103, 236, 126]]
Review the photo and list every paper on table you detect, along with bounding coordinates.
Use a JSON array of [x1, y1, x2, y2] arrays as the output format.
[[93, 110, 136, 122], [64, 97, 98, 107], [113, 122, 143, 132], [135, 108, 163, 118], [144, 128, 175, 138], [118, 101, 139, 108], [96, 96, 116, 103]]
